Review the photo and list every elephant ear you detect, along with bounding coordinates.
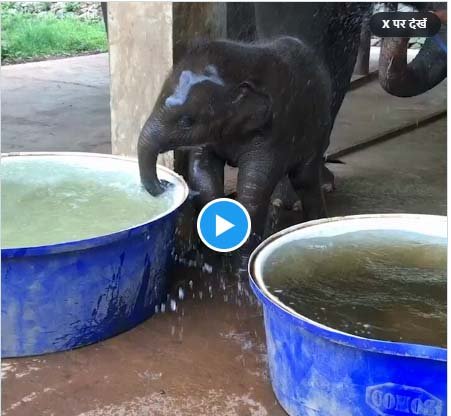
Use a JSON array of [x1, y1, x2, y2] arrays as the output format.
[[232, 81, 273, 132]]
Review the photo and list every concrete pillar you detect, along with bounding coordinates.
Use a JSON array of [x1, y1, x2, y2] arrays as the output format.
[[107, 2, 173, 166]]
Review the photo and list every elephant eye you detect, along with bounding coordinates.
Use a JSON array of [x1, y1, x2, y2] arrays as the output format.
[[178, 115, 195, 129]]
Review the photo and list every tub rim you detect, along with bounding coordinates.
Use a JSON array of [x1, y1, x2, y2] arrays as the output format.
[[1, 151, 189, 257], [249, 213, 447, 361]]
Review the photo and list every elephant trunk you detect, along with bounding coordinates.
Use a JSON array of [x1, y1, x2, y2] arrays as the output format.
[[138, 118, 167, 196], [379, 36, 446, 97]]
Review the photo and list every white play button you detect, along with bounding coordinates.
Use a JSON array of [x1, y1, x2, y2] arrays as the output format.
[[215, 214, 235, 237]]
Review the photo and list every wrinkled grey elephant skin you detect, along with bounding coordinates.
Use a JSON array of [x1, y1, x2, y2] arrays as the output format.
[[379, 2, 447, 97], [138, 37, 332, 251]]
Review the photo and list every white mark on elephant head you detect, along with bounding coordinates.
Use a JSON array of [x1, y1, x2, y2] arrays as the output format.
[[165, 65, 225, 107]]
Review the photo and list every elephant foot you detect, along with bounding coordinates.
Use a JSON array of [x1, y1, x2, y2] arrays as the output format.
[[271, 197, 304, 212], [270, 176, 298, 210], [292, 200, 303, 212], [321, 181, 335, 193], [271, 198, 284, 208], [321, 164, 336, 193], [227, 232, 263, 275]]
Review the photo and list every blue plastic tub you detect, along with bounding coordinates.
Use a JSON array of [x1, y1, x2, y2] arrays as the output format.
[[249, 214, 446, 416], [2, 152, 188, 357]]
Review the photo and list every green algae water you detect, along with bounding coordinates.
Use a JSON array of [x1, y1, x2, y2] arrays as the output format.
[[1, 156, 178, 248], [262, 230, 446, 347]]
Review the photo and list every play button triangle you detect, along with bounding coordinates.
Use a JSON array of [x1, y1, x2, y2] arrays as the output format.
[[215, 215, 235, 237]]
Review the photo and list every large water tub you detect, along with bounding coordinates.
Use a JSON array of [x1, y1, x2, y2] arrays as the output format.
[[2, 152, 188, 357], [249, 214, 446, 416]]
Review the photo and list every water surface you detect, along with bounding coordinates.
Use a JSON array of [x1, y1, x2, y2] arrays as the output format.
[[2, 156, 176, 248], [262, 230, 446, 347]]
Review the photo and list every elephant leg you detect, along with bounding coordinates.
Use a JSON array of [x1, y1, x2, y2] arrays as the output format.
[[354, 6, 372, 76], [270, 164, 334, 209], [232, 152, 283, 272], [289, 158, 327, 221], [175, 148, 224, 260], [326, 5, 365, 124], [236, 151, 283, 247], [187, 147, 225, 210]]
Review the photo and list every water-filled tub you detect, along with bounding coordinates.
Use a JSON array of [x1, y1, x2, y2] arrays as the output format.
[[1, 152, 188, 357], [249, 214, 446, 416]]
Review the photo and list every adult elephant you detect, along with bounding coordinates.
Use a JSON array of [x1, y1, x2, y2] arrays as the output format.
[[379, 3, 447, 97], [252, 3, 370, 200], [254, 3, 370, 125]]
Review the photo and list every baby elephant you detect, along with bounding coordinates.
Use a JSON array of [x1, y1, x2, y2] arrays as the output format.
[[138, 37, 331, 247]]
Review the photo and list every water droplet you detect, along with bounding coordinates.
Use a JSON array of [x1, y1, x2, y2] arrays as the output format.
[[178, 287, 185, 300]]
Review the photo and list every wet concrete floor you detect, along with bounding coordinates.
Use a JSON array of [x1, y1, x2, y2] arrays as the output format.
[[3, 259, 284, 416], [2, 118, 446, 416]]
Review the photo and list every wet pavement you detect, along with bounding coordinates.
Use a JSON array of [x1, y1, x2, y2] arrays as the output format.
[[2, 258, 286, 416], [1, 54, 111, 154]]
